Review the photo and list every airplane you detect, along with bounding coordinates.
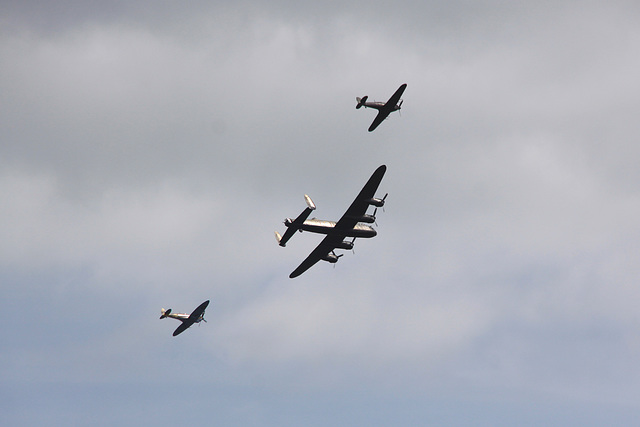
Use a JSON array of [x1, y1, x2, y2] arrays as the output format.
[[356, 83, 407, 132], [160, 300, 209, 336], [275, 165, 387, 278]]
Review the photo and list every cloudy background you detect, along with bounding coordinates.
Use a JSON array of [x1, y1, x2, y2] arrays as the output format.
[[2, 1, 640, 425]]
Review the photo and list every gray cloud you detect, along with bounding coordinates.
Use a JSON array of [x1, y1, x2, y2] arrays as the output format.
[[2, 1, 640, 425]]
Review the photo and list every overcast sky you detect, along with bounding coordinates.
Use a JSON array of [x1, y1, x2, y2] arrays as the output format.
[[2, 1, 640, 426]]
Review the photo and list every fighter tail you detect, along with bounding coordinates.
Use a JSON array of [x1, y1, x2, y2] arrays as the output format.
[[356, 96, 368, 109]]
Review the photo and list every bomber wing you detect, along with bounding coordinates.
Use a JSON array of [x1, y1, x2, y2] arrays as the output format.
[[289, 165, 387, 278], [334, 164, 386, 230], [289, 234, 343, 278]]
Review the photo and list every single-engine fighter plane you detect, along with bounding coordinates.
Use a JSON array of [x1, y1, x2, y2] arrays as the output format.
[[356, 83, 407, 132], [275, 165, 387, 278], [160, 300, 209, 336]]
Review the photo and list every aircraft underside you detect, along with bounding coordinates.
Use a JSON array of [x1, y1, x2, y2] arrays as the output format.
[[300, 219, 376, 238]]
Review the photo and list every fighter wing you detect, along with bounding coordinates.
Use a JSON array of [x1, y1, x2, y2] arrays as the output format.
[[384, 83, 407, 109], [188, 300, 210, 322], [289, 233, 343, 278], [334, 165, 387, 230], [172, 320, 193, 336], [368, 111, 389, 132]]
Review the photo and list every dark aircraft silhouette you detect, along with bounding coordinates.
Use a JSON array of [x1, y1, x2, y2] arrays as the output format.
[[356, 83, 406, 131], [276, 165, 387, 278], [160, 300, 209, 336]]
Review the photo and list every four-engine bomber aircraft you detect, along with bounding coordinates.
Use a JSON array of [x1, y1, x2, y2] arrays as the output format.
[[160, 300, 209, 336], [276, 165, 387, 278], [356, 83, 407, 132]]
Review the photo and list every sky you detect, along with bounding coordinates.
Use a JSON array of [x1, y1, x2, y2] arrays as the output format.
[[2, 1, 640, 425]]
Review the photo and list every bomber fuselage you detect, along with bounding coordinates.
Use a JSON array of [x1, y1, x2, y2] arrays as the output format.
[[299, 218, 376, 238]]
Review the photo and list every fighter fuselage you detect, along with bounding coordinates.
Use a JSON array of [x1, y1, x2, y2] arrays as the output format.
[[163, 311, 205, 323], [362, 101, 400, 111], [166, 312, 189, 321]]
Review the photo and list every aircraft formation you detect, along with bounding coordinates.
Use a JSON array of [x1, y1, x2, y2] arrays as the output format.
[[161, 84, 406, 336]]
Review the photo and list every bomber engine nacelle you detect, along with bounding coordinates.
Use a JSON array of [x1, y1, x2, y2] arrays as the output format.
[[345, 210, 376, 223], [366, 193, 388, 208], [322, 251, 343, 263], [356, 213, 376, 224], [335, 240, 355, 251]]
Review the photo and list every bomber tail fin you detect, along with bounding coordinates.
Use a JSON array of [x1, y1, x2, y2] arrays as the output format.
[[276, 194, 316, 247], [356, 96, 368, 109], [160, 308, 172, 319]]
